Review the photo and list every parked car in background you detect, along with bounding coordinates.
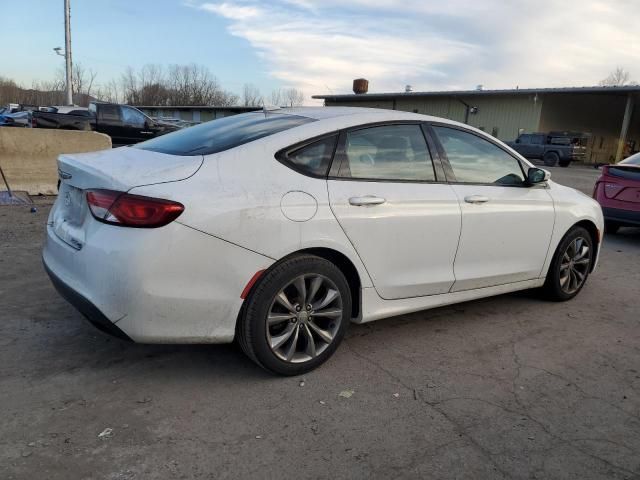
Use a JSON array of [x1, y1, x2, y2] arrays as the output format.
[[506, 132, 588, 167], [0, 108, 31, 127], [32, 102, 180, 145], [43, 107, 603, 375], [153, 116, 200, 128], [593, 152, 640, 233]]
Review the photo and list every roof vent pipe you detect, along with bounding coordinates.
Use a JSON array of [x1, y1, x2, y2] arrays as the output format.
[[405, 85, 413, 93], [353, 78, 369, 94]]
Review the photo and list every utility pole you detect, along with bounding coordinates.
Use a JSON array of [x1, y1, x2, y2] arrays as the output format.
[[64, 0, 73, 105]]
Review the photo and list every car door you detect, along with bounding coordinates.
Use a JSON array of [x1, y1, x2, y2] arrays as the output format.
[[96, 104, 126, 144], [529, 134, 546, 158], [328, 123, 461, 300], [120, 106, 154, 144], [515, 134, 532, 157], [429, 124, 554, 292]]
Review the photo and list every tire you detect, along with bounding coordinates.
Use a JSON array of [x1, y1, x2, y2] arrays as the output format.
[[542, 226, 593, 301], [543, 152, 559, 167], [558, 159, 571, 168], [605, 221, 620, 234], [237, 254, 351, 376]]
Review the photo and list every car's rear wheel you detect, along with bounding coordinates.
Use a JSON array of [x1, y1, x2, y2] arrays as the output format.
[[543, 152, 559, 167], [558, 159, 571, 168], [237, 255, 351, 375], [605, 221, 620, 234], [542, 226, 593, 301]]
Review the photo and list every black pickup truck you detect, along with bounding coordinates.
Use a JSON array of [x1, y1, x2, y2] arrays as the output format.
[[32, 102, 179, 145], [506, 132, 588, 167]]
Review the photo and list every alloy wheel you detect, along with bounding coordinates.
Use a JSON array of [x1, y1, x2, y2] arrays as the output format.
[[266, 274, 343, 363], [559, 236, 591, 295]]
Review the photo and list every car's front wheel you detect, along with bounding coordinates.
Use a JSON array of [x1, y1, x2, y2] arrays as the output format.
[[237, 255, 351, 375], [542, 226, 593, 301]]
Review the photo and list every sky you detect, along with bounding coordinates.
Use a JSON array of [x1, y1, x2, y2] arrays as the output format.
[[1, 0, 639, 103]]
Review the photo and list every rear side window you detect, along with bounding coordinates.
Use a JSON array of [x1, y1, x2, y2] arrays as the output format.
[[280, 135, 337, 177], [135, 112, 315, 156], [99, 105, 120, 122]]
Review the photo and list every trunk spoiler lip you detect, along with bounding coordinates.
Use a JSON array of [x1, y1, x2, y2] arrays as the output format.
[[56, 148, 204, 192]]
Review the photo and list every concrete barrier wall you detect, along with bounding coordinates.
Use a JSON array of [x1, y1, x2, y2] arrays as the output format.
[[0, 128, 111, 195]]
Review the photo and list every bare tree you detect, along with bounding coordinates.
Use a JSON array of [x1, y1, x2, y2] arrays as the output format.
[[270, 88, 304, 107], [599, 67, 638, 86], [270, 89, 283, 107], [1, 62, 242, 109], [242, 83, 262, 106]]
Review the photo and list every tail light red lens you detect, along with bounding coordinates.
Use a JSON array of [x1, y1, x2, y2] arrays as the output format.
[[86, 189, 184, 228], [603, 182, 625, 199]]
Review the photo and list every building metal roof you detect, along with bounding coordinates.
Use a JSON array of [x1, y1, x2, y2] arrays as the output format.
[[313, 85, 640, 101]]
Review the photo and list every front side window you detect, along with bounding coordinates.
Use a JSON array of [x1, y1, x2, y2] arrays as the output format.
[[338, 124, 436, 181], [135, 112, 314, 156], [282, 135, 337, 177], [121, 106, 146, 127], [433, 126, 525, 185]]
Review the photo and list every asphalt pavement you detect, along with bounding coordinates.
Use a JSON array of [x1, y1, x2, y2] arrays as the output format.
[[1, 164, 638, 479]]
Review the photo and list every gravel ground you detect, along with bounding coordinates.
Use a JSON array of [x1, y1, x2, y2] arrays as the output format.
[[1, 165, 639, 480]]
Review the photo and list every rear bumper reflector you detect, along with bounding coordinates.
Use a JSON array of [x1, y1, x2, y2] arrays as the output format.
[[240, 270, 265, 299]]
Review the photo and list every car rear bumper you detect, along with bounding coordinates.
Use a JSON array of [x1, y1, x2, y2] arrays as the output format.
[[43, 259, 132, 341], [602, 206, 640, 226], [43, 208, 273, 344]]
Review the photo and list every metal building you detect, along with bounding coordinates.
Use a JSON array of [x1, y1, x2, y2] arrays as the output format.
[[313, 86, 640, 164], [137, 105, 259, 124]]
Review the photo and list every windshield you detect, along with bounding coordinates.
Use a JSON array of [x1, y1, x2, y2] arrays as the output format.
[[134, 112, 315, 156]]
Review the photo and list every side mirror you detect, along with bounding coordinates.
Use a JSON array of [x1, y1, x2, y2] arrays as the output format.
[[527, 167, 550, 184]]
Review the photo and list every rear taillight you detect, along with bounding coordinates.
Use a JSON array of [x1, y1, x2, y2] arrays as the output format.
[[603, 182, 625, 199], [86, 189, 184, 228]]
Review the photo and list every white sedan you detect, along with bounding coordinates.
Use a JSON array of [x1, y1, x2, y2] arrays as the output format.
[[43, 107, 604, 375]]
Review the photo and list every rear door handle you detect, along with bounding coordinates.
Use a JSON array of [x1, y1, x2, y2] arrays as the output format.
[[464, 195, 489, 204], [349, 195, 386, 206]]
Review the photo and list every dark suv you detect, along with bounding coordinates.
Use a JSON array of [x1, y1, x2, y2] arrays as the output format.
[[506, 132, 588, 167]]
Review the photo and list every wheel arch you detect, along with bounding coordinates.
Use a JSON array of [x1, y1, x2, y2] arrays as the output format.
[[573, 219, 600, 272], [241, 247, 363, 321], [292, 247, 361, 320]]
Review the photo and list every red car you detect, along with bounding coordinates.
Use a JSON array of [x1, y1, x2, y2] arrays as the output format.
[[593, 152, 640, 233]]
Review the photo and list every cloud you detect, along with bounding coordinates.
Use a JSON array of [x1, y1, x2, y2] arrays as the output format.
[[199, 2, 261, 19], [194, 0, 640, 101]]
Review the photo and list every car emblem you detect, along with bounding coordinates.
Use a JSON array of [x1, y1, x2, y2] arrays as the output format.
[[58, 169, 72, 180]]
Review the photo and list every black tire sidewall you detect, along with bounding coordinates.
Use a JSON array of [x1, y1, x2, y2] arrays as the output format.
[[544, 226, 593, 301], [242, 255, 351, 376], [544, 152, 559, 167], [605, 221, 620, 234]]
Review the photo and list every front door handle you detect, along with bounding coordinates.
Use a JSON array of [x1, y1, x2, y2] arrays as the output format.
[[464, 195, 489, 204], [349, 195, 386, 206]]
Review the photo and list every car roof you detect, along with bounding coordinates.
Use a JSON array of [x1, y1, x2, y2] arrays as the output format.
[[277, 106, 444, 123]]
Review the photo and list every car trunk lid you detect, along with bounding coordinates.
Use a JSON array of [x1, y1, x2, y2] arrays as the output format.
[[51, 147, 202, 250], [602, 165, 640, 204]]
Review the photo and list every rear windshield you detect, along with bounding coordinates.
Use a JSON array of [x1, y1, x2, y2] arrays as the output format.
[[609, 166, 640, 181], [134, 112, 315, 156]]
